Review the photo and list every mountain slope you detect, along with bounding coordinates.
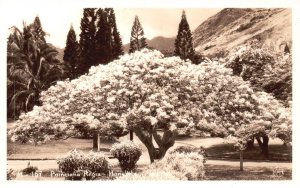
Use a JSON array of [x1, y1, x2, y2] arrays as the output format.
[[123, 36, 175, 53], [48, 43, 64, 62], [193, 8, 292, 56]]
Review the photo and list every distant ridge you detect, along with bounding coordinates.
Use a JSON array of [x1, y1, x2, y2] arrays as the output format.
[[192, 8, 291, 56], [123, 36, 175, 54]]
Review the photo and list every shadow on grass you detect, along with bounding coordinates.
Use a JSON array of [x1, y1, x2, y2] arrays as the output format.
[[175, 135, 195, 141], [206, 143, 292, 162], [204, 164, 292, 180]]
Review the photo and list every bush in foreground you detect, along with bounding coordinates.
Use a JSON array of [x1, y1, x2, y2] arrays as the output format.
[[110, 141, 142, 172], [22, 165, 38, 175], [169, 145, 207, 163], [7, 169, 16, 180], [117, 170, 179, 180], [84, 151, 110, 180], [117, 146, 205, 180], [57, 149, 109, 180]]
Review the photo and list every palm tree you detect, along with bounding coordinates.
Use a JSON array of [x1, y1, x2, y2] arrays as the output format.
[[7, 23, 67, 119]]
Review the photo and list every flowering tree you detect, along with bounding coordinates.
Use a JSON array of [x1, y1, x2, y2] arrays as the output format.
[[225, 42, 292, 107], [9, 49, 291, 162], [225, 42, 292, 155]]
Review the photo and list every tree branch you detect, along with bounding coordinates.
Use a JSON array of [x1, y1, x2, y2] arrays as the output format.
[[153, 130, 162, 147]]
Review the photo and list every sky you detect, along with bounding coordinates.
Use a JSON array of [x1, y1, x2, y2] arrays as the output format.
[[4, 7, 221, 48]]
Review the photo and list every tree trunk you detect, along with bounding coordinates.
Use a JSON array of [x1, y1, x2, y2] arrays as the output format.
[[146, 144, 156, 163], [261, 135, 269, 158], [93, 133, 97, 149], [157, 146, 167, 159], [97, 133, 101, 152], [133, 128, 155, 163], [246, 137, 255, 150], [240, 150, 243, 171], [256, 136, 263, 147], [256, 136, 269, 158], [130, 130, 133, 141], [133, 126, 175, 163]]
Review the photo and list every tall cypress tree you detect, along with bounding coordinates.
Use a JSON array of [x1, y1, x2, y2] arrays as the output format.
[[78, 8, 97, 74], [95, 9, 112, 65], [64, 25, 79, 78], [174, 10, 195, 62], [32, 16, 46, 43], [129, 16, 147, 53], [106, 8, 124, 58], [77, 8, 123, 72], [95, 8, 123, 65]]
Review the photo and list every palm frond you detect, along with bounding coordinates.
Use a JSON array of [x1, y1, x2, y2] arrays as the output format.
[[9, 90, 33, 108], [25, 93, 36, 112], [7, 21, 68, 119]]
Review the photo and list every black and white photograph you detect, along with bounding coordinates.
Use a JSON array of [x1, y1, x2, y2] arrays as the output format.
[[1, 0, 299, 185]]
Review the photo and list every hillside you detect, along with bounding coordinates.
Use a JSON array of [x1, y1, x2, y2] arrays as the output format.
[[193, 8, 292, 56], [48, 43, 64, 62], [123, 36, 175, 54], [55, 47, 64, 62]]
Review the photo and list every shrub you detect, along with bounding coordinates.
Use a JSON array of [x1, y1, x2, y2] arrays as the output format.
[[117, 170, 180, 180], [117, 146, 206, 180], [7, 169, 16, 180], [110, 141, 142, 172], [169, 145, 207, 163], [57, 149, 110, 180], [250, 15, 265, 22], [204, 44, 216, 50], [236, 21, 256, 32], [22, 165, 38, 175], [84, 152, 110, 180], [57, 149, 85, 174], [162, 150, 205, 180]]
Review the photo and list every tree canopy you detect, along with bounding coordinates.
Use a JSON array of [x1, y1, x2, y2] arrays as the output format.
[[10, 49, 291, 162], [225, 42, 292, 107]]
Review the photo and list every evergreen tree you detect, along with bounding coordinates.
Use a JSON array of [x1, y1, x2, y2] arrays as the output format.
[[129, 16, 147, 53], [174, 10, 195, 62], [78, 8, 97, 74], [32, 16, 46, 43], [94, 8, 123, 65], [106, 8, 124, 58], [63, 25, 79, 78], [284, 43, 290, 54], [95, 9, 113, 65]]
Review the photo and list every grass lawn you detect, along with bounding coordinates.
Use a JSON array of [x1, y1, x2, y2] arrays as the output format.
[[7, 137, 117, 159], [205, 142, 292, 162], [7, 126, 292, 181], [204, 164, 292, 180], [8, 133, 292, 162]]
